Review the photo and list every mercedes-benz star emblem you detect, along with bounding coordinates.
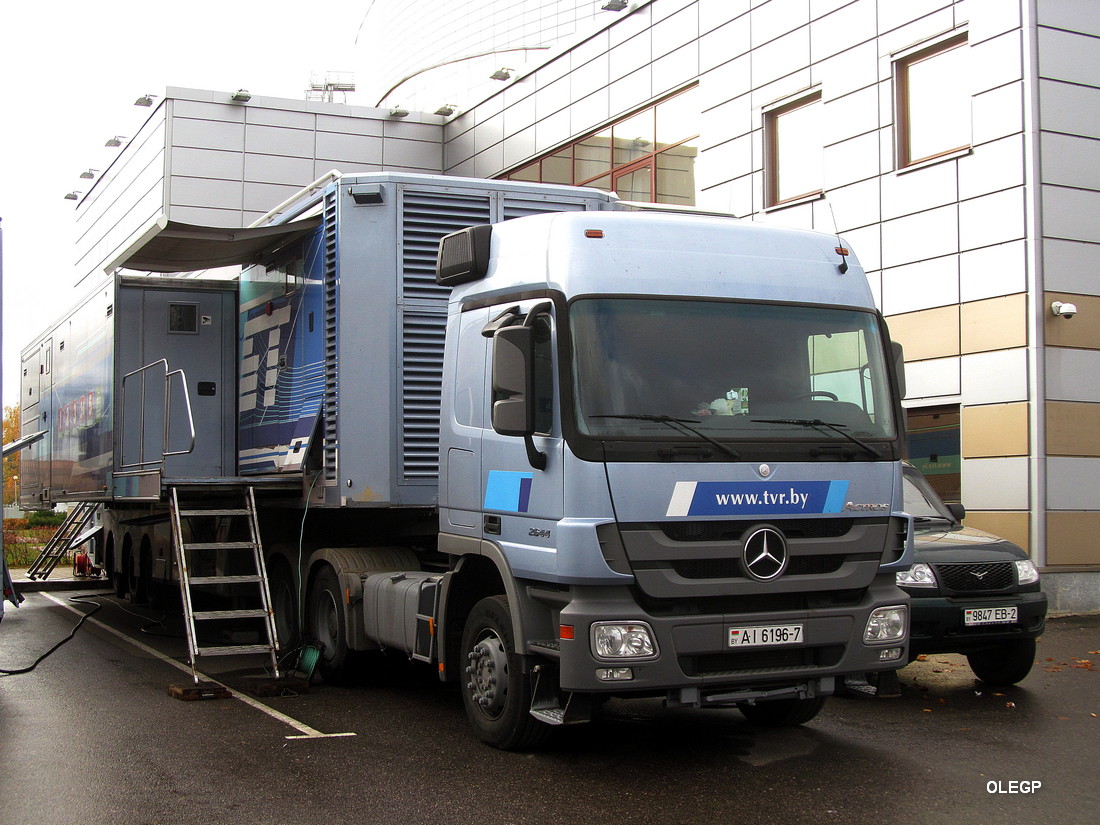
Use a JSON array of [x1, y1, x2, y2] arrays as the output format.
[[741, 526, 788, 581]]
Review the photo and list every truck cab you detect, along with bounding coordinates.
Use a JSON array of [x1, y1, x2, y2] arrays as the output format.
[[434, 210, 911, 747]]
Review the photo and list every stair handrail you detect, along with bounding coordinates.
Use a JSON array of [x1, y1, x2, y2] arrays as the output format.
[[119, 359, 197, 470]]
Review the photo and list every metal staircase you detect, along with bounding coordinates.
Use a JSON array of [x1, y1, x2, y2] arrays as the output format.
[[26, 501, 100, 580], [169, 486, 281, 682]]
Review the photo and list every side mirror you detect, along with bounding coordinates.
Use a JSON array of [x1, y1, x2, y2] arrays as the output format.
[[890, 340, 906, 400], [491, 325, 534, 437], [947, 502, 966, 522]]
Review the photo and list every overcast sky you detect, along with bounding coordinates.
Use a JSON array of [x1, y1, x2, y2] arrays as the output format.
[[0, 1, 373, 408]]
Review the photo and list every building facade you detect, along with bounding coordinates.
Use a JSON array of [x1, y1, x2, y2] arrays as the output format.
[[69, 0, 1099, 611]]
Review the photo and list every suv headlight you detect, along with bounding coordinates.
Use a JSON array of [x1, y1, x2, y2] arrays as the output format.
[[1015, 559, 1040, 585], [896, 563, 937, 588], [865, 605, 908, 643], [591, 622, 658, 660]]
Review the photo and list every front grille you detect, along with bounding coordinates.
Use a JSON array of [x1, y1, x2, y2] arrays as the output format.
[[660, 518, 855, 542], [670, 554, 846, 579], [636, 588, 864, 617], [935, 562, 1015, 593], [682, 645, 844, 677]]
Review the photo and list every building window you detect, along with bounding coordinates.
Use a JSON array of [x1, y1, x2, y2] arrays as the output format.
[[503, 86, 699, 206], [765, 91, 823, 207], [907, 404, 961, 502], [895, 33, 970, 168]]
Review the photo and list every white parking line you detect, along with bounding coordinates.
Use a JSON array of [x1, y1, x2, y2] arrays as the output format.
[[41, 592, 356, 740]]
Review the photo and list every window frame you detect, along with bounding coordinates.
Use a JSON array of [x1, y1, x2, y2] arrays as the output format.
[[764, 90, 824, 208], [894, 32, 971, 169], [501, 85, 699, 205]]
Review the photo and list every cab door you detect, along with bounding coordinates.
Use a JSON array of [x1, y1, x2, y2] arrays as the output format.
[[480, 302, 565, 578]]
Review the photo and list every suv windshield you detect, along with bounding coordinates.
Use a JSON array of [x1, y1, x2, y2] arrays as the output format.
[[902, 465, 956, 521], [569, 298, 897, 458]]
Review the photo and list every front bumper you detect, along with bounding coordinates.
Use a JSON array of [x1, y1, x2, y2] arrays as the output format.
[[548, 575, 908, 699], [906, 589, 1047, 656]]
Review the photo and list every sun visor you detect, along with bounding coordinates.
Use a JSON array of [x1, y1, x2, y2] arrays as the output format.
[[118, 217, 323, 273]]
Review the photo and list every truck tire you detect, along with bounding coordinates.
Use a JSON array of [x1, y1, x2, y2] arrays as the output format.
[[460, 595, 552, 750], [966, 638, 1036, 685], [269, 558, 299, 652], [738, 695, 827, 727], [308, 566, 356, 683]]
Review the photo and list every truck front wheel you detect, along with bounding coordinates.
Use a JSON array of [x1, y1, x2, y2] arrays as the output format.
[[460, 595, 551, 750], [738, 695, 827, 727]]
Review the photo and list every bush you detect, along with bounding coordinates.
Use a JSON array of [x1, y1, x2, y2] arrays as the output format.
[[27, 510, 66, 528], [3, 518, 29, 531]]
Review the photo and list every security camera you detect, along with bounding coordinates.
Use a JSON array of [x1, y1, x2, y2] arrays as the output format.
[[1051, 301, 1078, 318]]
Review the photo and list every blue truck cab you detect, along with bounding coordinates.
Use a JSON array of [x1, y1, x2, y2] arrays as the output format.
[[435, 209, 911, 746]]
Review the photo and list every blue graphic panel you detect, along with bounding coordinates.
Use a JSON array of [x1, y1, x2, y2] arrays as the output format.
[[238, 226, 326, 473], [666, 480, 851, 517], [484, 470, 535, 513]]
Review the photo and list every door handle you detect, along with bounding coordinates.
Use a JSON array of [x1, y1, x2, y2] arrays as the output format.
[[484, 515, 501, 535]]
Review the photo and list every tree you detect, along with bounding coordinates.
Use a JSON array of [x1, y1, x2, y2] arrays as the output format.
[[3, 405, 20, 506]]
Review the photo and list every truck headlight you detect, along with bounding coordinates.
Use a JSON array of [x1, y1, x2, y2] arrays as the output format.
[[896, 563, 936, 588], [1015, 559, 1039, 585], [865, 606, 907, 643], [591, 622, 658, 660]]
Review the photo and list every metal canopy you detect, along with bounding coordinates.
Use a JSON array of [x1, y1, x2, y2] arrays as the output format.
[[119, 217, 322, 273]]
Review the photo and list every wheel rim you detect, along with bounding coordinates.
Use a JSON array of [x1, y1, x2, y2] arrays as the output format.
[[466, 629, 509, 720]]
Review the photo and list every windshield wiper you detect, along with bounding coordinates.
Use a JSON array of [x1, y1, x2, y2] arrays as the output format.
[[751, 418, 880, 459], [591, 414, 741, 459]]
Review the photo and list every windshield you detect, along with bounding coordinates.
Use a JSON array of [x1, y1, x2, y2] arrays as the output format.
[[569, 298, 897, 456]]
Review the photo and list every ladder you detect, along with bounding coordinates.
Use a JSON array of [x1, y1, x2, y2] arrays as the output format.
[[26, 501, 100, 580], [169, 486, 281, 682]]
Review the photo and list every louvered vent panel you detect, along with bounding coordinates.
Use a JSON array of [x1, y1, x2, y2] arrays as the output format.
[[401, 190, 493, 301], [501, 197, 588, 221], [322, 191, 340, 482], [400, 311, 447, 481]]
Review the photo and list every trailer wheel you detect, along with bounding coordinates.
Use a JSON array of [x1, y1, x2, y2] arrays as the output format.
[[308, 566, 354, 683], [738, 695, 827, 727], [460, 595, 552, 750], [269, 558, 299, 652]]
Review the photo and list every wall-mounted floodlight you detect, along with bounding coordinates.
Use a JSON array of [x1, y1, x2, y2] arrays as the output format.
[[79, 169, 98, 179], [490, 68, 512, 81], [435, 104, 456, 116], [105, 136, 126, 147], [1051, 301, 1078, 319], [231, 89, 252, 102], [602, 1, 629, 10], [134, 94, 156, 106], [389, 106, 410, 117], [64, 192, 81, 201]]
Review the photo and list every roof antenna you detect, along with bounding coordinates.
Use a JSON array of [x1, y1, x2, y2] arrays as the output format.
[[828, 203, 849, 274]]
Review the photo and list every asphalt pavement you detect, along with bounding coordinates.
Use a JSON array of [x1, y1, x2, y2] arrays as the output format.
[[1, 580, 1097, 825]]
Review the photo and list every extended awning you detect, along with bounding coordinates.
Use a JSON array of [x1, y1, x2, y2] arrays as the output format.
[[115, 217, 323, 273]]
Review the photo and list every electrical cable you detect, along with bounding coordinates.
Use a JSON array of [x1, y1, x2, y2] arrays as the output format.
[[0, 594, 103, 676]]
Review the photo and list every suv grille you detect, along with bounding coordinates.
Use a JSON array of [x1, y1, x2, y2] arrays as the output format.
[[935, 562, 1015, 593]]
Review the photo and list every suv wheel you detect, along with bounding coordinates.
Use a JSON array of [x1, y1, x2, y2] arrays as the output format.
[[966, 638, 1036, 685]]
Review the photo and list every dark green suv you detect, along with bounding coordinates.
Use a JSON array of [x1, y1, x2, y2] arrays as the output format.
[[896, 462, 1047, 684]]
